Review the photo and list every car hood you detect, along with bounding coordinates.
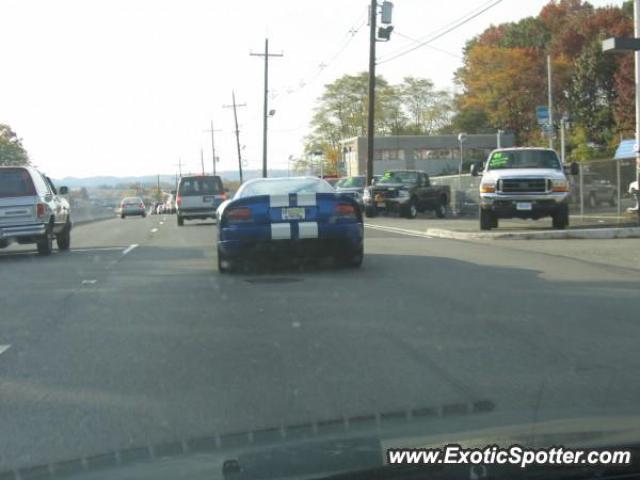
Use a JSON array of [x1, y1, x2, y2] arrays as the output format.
[[36, 408, 640, 480], [371, 183, 407, 190], [482, 168, 567, 182], [336, 187, 364, 193]]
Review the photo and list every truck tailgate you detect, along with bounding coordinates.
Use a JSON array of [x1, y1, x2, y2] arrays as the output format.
[[0, 196, 38, 227]]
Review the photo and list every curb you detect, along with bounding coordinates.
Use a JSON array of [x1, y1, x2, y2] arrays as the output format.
[[425, 226, 640, 240]]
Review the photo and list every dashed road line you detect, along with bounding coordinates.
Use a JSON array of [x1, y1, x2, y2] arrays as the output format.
[[0, 345, 11, 356], [122, 244, 139, 255], [81, 279, 97, 285], [151, 228, 159, 233]]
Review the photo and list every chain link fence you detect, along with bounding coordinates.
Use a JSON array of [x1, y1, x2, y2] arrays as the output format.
[[431, 158, 638, 224]]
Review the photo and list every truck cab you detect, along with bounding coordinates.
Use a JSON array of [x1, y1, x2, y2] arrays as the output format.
[[472, 148, 577, 230]]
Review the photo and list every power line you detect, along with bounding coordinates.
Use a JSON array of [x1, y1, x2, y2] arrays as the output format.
[[393, 31, 463, 59], [271, 6, 368, 102], [377, 0, 504, 65]]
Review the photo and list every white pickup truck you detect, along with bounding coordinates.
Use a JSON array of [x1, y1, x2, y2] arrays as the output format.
[[0, 166, 71, 255], [471, 148, 578, 231]]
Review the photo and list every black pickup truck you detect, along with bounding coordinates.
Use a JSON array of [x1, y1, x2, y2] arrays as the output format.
[[363, 170, 450, 219]]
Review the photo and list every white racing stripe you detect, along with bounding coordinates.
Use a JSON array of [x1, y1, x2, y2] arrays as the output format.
[[271, 223, 292, 240], [269, 195, 289, 208], [296, 193, 317, 206], [298, 222, 319, 239], [122, 244, 139, 255]]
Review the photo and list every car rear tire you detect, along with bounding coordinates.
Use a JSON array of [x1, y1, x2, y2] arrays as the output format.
[[552, 204, 569, 229], [56, 221, 71, 251], [121, 214, 125, 219], [434, 200, 447, 219], [217, 247, 234, 273], [364, 206, 377, 218], [37, 233, 53, 256], [480, 209, 494, 231], [177, 216, 184, 226], [402, 199, 418, 219], [335, 246, 363, 268]]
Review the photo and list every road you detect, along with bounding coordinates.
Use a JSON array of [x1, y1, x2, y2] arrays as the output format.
[[1, 214, 640, 472]]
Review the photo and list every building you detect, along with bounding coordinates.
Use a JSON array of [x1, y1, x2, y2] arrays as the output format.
[[338, 133, 515, 177]]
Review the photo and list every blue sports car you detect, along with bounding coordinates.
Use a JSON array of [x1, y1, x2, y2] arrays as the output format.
[[216, 177, 364, 272]]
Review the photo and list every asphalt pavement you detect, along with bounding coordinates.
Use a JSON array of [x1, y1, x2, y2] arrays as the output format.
[[1, 214, 640, 472]]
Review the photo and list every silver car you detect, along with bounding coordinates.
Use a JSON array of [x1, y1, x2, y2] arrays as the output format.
[[120, 196, 146, 218], [0, 166, 71, 255], [176, 175, 226, 226]]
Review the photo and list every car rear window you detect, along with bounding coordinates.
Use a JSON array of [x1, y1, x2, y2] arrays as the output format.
[[179, 177, 223, 196], [0, 168, 36, 197]]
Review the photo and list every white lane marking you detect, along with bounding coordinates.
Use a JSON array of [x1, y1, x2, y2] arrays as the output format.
[[364, 223, 433, 239], [271, 223, 291, 240], [159, 221, 164, 225], [298, 222, 319, 239], [81, 279, 97, 285], [151, 228, 158, 233], [122, 244, 139, 255], [0, 345, 11, 356]]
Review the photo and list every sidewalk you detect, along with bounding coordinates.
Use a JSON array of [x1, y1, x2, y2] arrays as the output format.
[[365, 210, 640, 240]]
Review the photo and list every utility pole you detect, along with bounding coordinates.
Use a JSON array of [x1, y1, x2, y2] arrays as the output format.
[[547, 54, 554, 150], [602, 0, 640, 222], [250, 38, 283, 178], [223, 90, 247, 184], [203, 120, 222, 175], [200, 147, 205, 175], [367, 0, 377, 187]]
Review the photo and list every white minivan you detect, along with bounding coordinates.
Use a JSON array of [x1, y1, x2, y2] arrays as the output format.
[[176, 175, 226, 226]]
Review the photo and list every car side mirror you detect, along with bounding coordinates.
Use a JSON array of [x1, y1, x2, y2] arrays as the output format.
[[59, 186, 69, 195], [569, 162, 579, 175]]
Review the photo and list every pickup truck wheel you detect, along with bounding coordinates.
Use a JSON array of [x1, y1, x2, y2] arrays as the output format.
[[56, 221, 71, 251], [37, 233, 53, 256], [402, 199, 418, 219], [177, 215, 184, 226], [552, 205, 569, 229], [480, 209, 494, 231], [364, 206, 377, 218], [435, 201, 447, 219]]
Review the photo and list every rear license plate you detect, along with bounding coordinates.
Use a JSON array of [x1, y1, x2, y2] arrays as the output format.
[[203, 196, 213, 203], [516, 202, 532, 211], [281, 207, 305, 220], [376, 202, 385, 208]]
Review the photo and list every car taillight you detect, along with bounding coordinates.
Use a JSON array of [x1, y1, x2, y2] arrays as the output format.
[[36, 203, 46, 218], [335, 203, 357, 219], [226, 207, 252, 223], [220, 192, 227, 200], [176, 195, 182, 207]]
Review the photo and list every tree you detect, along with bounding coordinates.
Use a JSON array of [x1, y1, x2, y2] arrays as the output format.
[[0, 124, 29, 166], [398, 77, 452, 134]]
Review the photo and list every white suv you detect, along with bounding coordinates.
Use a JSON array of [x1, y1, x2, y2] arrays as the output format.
[[0, 166, 71, 255]]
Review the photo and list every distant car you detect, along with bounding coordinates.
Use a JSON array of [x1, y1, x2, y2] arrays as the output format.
[[571, 173, 617, 208], [164, 194, 176, 214], [629, 180, 639, 211], [335, 176, 366, 208], [176, 175, 226, 226], [156, 203, 165, 214], [216, 176, 363, 272], [0, 166, 71, 255], [120, 196, 146, 218], [151, 202, 162, 214]]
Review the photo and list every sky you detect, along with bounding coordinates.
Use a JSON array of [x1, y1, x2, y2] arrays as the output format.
[[0, 0, 626, 179]]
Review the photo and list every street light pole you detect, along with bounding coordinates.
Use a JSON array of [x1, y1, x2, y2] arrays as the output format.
[[547, 54, 554, 150], [366, 0, 377, 187]]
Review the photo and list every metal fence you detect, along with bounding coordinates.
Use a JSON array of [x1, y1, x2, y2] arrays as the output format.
[[431, 158, 638, 219]]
